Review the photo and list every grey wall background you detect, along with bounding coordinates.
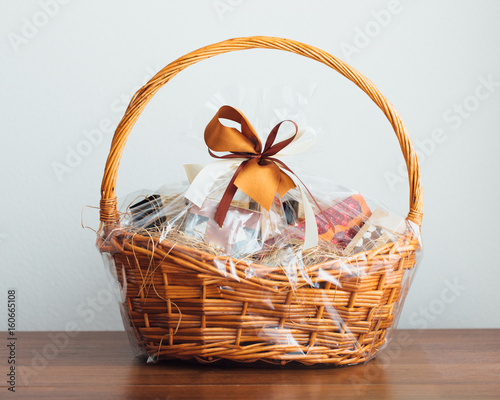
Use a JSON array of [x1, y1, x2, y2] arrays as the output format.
[[1, 0, 499, 332]]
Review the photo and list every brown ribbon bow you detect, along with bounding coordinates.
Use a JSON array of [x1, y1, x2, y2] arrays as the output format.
[[205, 105, 299, 227]]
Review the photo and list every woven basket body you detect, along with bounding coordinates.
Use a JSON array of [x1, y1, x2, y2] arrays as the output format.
[[98, 37, 423, 366]]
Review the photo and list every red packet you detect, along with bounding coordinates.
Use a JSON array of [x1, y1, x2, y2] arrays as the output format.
[[297, 193, 372, 249]]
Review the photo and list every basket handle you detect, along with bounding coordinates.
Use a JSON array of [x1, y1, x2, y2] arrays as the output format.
[[100, 36, 423, 227]]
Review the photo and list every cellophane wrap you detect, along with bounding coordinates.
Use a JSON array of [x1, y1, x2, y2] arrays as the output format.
[[98, 84, 423, 366]]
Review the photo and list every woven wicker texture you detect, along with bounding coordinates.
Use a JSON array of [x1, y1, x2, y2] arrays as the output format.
[[98, 36, 423, 365]]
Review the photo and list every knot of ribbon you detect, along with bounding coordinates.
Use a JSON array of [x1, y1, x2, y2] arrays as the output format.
[[184, 105, 320, 249], [205, 105, 300, 227]]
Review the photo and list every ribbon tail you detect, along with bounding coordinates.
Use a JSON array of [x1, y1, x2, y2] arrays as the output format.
[[214, 160, 249, 227], [233, 159, 282, 211], [298, 183, 318, 250], [184, 164, 205, 184], [184, 159, 244, 207], [284, 172, 318, 249]]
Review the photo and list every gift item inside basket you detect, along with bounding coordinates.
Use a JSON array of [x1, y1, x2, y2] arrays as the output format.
[[121, 188, 409, 264], [97, 36, 423, 367]]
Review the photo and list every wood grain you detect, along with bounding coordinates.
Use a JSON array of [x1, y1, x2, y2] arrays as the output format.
[[5, 329, 500, 399]]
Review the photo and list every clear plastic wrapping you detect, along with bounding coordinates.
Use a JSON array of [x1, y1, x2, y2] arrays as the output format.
[[98, 85, 423, 366]]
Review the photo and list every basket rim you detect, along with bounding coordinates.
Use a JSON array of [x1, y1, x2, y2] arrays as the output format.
[[99, 224, 420, 292]]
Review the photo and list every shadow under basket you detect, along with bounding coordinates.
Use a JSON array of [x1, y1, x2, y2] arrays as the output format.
[[96, 36, 424, 366]]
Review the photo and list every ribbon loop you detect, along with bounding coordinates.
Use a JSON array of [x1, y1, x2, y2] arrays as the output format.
[[263, 120, 299, 156], [205, 105, 262, 154]]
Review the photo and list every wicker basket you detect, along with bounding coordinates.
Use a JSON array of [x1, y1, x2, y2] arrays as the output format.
[[98, 36, 423, 366]]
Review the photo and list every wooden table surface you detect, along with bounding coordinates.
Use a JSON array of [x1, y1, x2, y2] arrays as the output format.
[[4, 329, 499, 399]]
